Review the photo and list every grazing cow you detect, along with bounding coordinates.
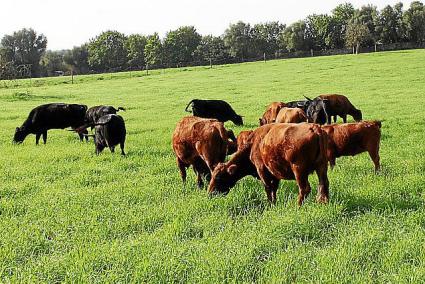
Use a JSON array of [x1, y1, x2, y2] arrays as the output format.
[[236, 130, 253, 151], [185, 99, 243, 126], [13, 103, 88, 144], [172, 116, 237, 188], [209, 123, 330, 206], [259, 102, 286, 126], [319, 94, 362, 123], [77, 114, 127, 155], [305, 96, 329, 125], [321, 121, 381, 171], [85, 105, 125, 126], [275, 107, 307, 123], [285, 100, 310, 112]]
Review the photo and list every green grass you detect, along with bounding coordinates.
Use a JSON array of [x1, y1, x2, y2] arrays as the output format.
[[1, 49, 425, 283]]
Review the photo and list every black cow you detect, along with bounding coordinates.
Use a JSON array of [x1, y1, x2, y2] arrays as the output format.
[[13, 103, 88, 144], [79, 114, 126, 155], [305, 96, 329, 125], [85, 105, 125, 126], [185, 99, 243, 126], [285, 100, 310, 112]]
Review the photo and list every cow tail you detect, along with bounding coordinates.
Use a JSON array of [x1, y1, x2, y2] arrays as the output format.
[[185, 100, 195, 113], [117, 107, 126, 112], [313, 126, 328, 165]]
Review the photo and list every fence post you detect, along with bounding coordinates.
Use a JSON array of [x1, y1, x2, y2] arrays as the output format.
[[210, 58, 212, 69], [310, 49, 314, 57], [71, 69, 74, 84], [263, 53, 266, 63], [146, 64, 149, 75]]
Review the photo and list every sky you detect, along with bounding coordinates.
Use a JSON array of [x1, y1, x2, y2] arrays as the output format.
[[0, 0, 416, 51]]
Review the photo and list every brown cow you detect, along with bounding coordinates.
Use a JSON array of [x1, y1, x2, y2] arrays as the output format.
[[236, 130, 253, 151], [259, 102, 286, 126], [172, 116, 236, 188], [275, 107, 307, 123], [321, 121, 381, 171], [209, 123, 329, 206], [319, 94, 362, 124]]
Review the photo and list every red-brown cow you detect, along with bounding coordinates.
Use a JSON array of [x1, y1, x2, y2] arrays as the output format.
[[319, 94, 362, 124], [172, 116, 236, 188], [209, 123, 329, 206], [259, 102, 286, 126], [236, 130, 253, 151], [321, 121, 382, 171], [275, 107, 307, 123]]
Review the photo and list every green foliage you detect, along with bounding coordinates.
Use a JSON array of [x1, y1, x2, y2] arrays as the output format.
[[163, 26, 201, 65], [252, 22, 286, 57], [331, 3, 355, 48], [125, 34, 147, 69], [1, 50, 425, 282], [281, 21, 310, 52], [144, 33, 163, 67], [375, 3, 406, 44], [0, 28, 47, 77], [63, 44, 90, 74], [88, 31, 128, 72], [224, 21, 255, 60], [404, 1, 425, 43], [345, 21, 371, 53], [193, 35, 230, 63], [40, 50, 67, 77]]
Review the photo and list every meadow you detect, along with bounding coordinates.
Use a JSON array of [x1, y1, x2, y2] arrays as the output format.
[[1, 49, 425, 283]]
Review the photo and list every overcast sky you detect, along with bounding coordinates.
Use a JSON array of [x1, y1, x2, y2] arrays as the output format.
[[0, 0, 415, 50]]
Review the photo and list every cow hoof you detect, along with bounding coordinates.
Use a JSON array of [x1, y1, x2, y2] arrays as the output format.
[[316, 195, 329, 204]]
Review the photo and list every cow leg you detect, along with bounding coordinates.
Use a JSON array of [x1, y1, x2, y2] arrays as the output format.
[[109, 146, 115, 153], [294, 170, 311, 207], [257, 166, 279, 204], [120, 142, 126, 156], [35, 133, 41, 145], [368, 144, 381, 173], [333, 116, 337, 123], [342, 115, 347, 123], [177, 158, 188, 184], [83, 129, 89, 142], [42, 131, 47, 144], [315, 165, 329, 204], [96, 144, 105, 155], [327, 115, 332, 125], [193, 158, 210, 189]]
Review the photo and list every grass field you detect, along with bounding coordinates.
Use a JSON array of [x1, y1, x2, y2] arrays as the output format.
[[1, 49, 425, 283]]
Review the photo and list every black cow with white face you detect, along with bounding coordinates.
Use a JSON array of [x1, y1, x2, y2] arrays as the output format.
[[185, 99, 243, 126], [305, 96, 329, 125], [13, 103, 88, 144]]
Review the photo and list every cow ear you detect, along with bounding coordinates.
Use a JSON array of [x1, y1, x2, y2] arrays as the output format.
[[227, 164, 237, 175]]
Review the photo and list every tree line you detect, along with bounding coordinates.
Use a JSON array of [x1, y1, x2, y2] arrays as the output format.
[[1, 1, 424, 79]]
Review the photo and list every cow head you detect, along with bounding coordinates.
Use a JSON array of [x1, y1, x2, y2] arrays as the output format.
[[353, 109, 363, 122], [13, 127, 27, 144], [208, 163, 239, 195], [233, 115, 243, 126], [305, 96, 329, 125]]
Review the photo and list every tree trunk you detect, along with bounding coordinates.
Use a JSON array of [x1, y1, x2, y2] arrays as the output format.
[[356, 43, 360, 55]]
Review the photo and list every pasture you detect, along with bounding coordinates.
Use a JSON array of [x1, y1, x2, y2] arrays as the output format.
[[1, 49, 425, 283]]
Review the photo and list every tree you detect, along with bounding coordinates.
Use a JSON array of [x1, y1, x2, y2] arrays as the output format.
[[40, 50, 66, 77], [345, 21, 371, 54], [63, 44, 89, 74], [252, 22, 285, 57], [305, 14, 335, 50], [144, 33, 163, 67], [163, 26, 201, 65], [125, 34, 147, 69], [404, 1, 425, 43], [223, 21, 255, 60], [376, 3, 406, 44], [193, 35, 230, 64], [0, 28, 47, 77], [331, 3, 355, 48], [352, 5, 380, 46], [88, 31, 128, 72], [280, 21, 310, 52]]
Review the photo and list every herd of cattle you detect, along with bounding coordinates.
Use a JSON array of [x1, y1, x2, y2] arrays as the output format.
[[174, 95, 381, 206], [13, 94, 381, 206]]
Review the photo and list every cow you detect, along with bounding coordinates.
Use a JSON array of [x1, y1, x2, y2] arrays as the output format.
[[321, 121, 381, 172], [275, 107, 307, 123], [305, 96, 329, 125], [13, 103, 88, 145], [77, 114, 127, 155], [172, 116, 237, 189], [259, 102, 286, 126], [285, 100, 310, 112], [208, 123, 330, 206], [85, 105, 125, 126], [185, 99, 243, 126], [319, 94, 362, 123], [236, 130, 253, 151]]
